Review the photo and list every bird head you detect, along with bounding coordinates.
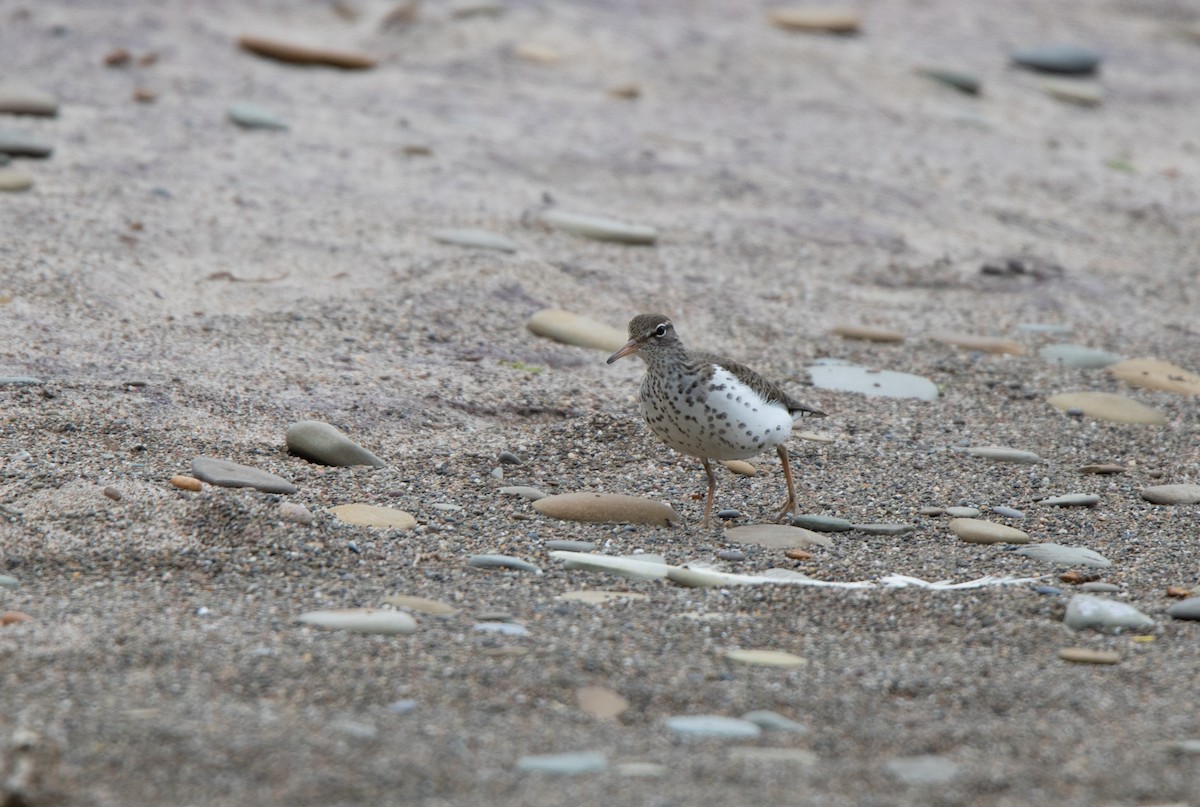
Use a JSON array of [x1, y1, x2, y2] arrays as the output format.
[[606, 313, 677, 364]]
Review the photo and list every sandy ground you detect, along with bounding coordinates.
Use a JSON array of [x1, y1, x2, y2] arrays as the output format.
[[2, 0, 1200, 804]]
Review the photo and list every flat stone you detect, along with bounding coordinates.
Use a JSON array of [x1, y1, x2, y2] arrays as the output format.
[[1058, 647, 1121, 664], [768, 6, 860, 33], [726, 649, 806, 667], [1048, 392, 1166, 425], [1166, 597, 1200, 620], [516, 751, 607, 775], [808, 364, 938, 400], [1108, 358, 1200, 395], [726, 524, 832, 549], [741, 710, 808, 734], [278, 502, 314, 524], [1080, 582, 1120, 593], [852, 523, 915, 536], [1064, 594, 1153, 630], [728, 747, 818, 765], [383, 594, 457, 616], [1040, 78, 1103, 106], [170, 475, 202, 491], [1080, 463, 1125, 474], [236, 34, 376, 69], [717, 549, 746, 561], [541, 209, 657, 245], [665, 715, 762, 739], [790, 514, 853, 532], [1039, 493, 1100, 507], [473, 622, 529, 636], [831, 323, 904, 342], [0, 376, 42, 385], [948, 518, 1030, 545], [0, 82, 58, 116], [884, 754, 961, 785], [967, 446, 1040, 464], [556, 589, 650, 603], [297, 608, 417, 634], [286, 420, 384, 467], [228, 102, 288, 130], [0, 129, 52, 158], [468, 554, 541, 573], [429, 228, 517, 252], [1163, 739, 1200, 755], [545, 539, 595, 552], [0, 168, 32, 192], [0, 575, 18, 590], [1011, 44, 1102, 75], [722, 460, 757, 475], [930, 332, 1025, 355], [918, 506, 945, 516], [1040, 344, 1122, 368], [716, 508, 744, 520], [944, 506, 981, 518], [191, 456, 297, 493], [533, 492, 681, 527], [1014, 543, 1111, 567], [328, 503, 416, 529], [526, 309, 628, 353], [551, 552, 671, 580], [576, 686, 629, 719], [499, 485, 546, 501], [917, 67, 981, 95], [1141, 484, 1200, 505]]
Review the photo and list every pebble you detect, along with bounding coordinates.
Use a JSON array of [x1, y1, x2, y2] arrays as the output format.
[[1080, 582, 1120, 593], [0, 376, 43, 385], [1039, 493, 1100, 507], [228, 102, 289, 130], [102, 485, 122, 501], [790, 514, 852, 532], [608, 83, 641, 99], [726, 524, 831, 548], [728, 747, 818, 765], [556, 590, 649, 603], [717, 549, 746, 561], [930, 332, 1025, 355], [473, 622, 529, 636], [967, 446, 1040, 464], [551, 552, 670, 580], [1032, 585, 1063, 595], [0, 129, 52, 158], [852, 523, 915, 536], [918, 506, 945, 516], [191, 456, 297, 494], [1166, 598, 1200, 620], [767, 6, 860, 33], [0, 169, 32, 192], [236, 35, 376, 69], [387, 699, 418, 714], [0, 611, 32, 626], [1140, 484, 1200, 505], [540, 209, 657, 245], [499, 485, 546, 501], [944, 506, 981, 518], [716, 508, 744, 520], [533, 492, 682, 527], [516, 751, 606, 775], [170, 475, 202, 492], [0, 575, 19, 590], [1108, 358, 1200, 395], [726, 649, 806, 667], [666, 567, 737, 588], [498, 450, 523, 465], [1080, 463, 1125, 475], [468, 554, 541, 573], [722, 460, 756, 476], [1047, 392, 1166, 425], [429, 228, 517, 253], [1040, 78, 1103, 106], [665, 715, 762, 739], [0, 82, 58, 116], [1058, 647, 1121, 664], [883, 754, 961, 785], [948, 518, 1030, 545], [278, 502, 314, 524], [526, 308, 628, 353], [741, 710, 808, 734], [917, 67, 981, 95], [545, 540, 595, 552], [1064, 594, 1153, 631], [990, 506, 1024, 519], [1011, 44, 1102, 75], [1039, 344, 1122, 368], [383, 594, 457, 615], [297, 608, 417, 635], [807, 364, 938, 400], [286, 420, 384, 467], [328, 503, 416, 530], [784, 549, 812, 560], [576, 685, 629, 719], [830, 323, 904, 342], [1014, 543, 1111, 567]]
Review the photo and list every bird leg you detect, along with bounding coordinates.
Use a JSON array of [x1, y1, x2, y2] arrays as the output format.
[[701, 457, 717, 529], [776, 444, 798, 522]]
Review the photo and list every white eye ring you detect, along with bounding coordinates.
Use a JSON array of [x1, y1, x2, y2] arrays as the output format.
[[654, 324, 667, 337]]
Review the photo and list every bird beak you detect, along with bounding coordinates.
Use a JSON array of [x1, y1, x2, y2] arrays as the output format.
[[606, 338, 640, 364]]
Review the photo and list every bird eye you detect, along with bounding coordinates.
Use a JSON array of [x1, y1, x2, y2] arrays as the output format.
[[654, 324, 667, 337]]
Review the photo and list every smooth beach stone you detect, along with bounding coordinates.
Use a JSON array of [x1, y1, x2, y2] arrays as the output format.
[[1080, 463, 1125, 475], [516, 751, 607, 775], [1064, 594, 1153, 630], [665, 715, 762, 739], [278, 502, 314, 524], [831, 323, 905, 342], [286, 420, 384, 467], [767, 6, 860, 33], [545, 539, 595, 552], [170, 475, 202, 491], [948, 518, 1030, 545], [717, 549, 746, 561], [533, 492, 681, 527], [191, 457, 297, 493], [499, 485, 546, 501], [967, 446, 1040, 464], [383, 594, 457, 616], [1166, 598, 1200, 620], [556, 589, 649, 603], [808, 364, 938, 400], [526, 308, 628, 353], [918, 67, 980, 95], [790, 514, 852, 532], [468, 554, 541, 573], [1140, 484, 1200, 505], [1040, 78, 1103, 106], [944, 506, 981, 518], [228, 102, 289, 130], [727, 524, 832, 548], [1058, 647, 1121, 664], [236, 34, 376, 68], [918, 506, 945, 516], [473, 621, 529, 636], [1014, 543, 1111, 567], [328, 503, 416, 529], [726, 649, 807, 667], [0, 376, 42, 385], [991, 506, 1025, 518], [728, 747, 818, 765], [551, 551, 671, 580], [540, 209, 657, 245], [1039, 344, 1122, 369], [297, 608, 417, 635], [741, 710, 808, 734], [852, 523, 915, 536], [1163, 739, 1200, 755], [1011, 44, 1102, 75], [0, 575, 18, 590], [576, 685, 629, 719], [1108, 358, 1200, 395], [429, 228, 517, 253], [930, 332, 1025, 355], [1080, 582, 1120, 593], [1039, 493, 1100, 507], [722, 460, 757, 475], [0, 82, 58, 116], [1047, 392, 1166, 425], [0, 129, 52, 158], [884, 755, 961, 785], [0, 169, 32, 192]]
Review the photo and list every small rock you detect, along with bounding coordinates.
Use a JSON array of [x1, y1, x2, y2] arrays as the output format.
[[527, 309, 627, 353], [540, 209, 657, 245], [784, 548, 812, 560], [556, 590, 650, 604], [104, 48, 131, 66], [717, 549, 746, 561], [768, 6, 860, 33], [944, 506, 981, 518], [665, 715, 762, 739], [790, 514, 853, 532], [1058, 647, 1120, 664], [1015, 543, 1111, 567], [716, 508, 744, 520], [1040, 78, 1103, 106], [990, 506, 1025, 519], [831, 323, 905, 342], [1039, 493, 1100, 507], [1080, 463, 1125, 474], [722, 460, 757, 476], [191, 456, 297, 493], [1080, 582, 1120, 593], [808, 364, 938, 400], [236, 34, 376, 69], [966, 446, 1040, 464], [917, 67, 980, 95], [728, 747, 818, 765], [498, 450, 523, 465], [468, 554, 541, 573], [278, 502, 314, 524], [170, 474, 202, 492], [1032, 585, 1064, 595], [286, 420, 384, 467], [473, 622, 529, 636], [0, 575, 18, 590], [132, 87, 157, 103], [1039, 344, 1122, 368], [607, 83, 641, 99], [0, 611, 33, 626], [1141, 484, 1200, 505], [740, 710, 808, 734], [328, 503, 416, 530], [545, 540, 595, 552], [1064, 594, 1153, 630], [1048, 392, 1166, 425], [0, 168, 32, 192], [0, 129, 52, 158], [1166, 586, 1192, 599], [1166, 597, 1200, 621], [533, 492, 681, 527], [102, 485, 122, 501], [383, 594, 456, 615], [1108, 358, 1200, 395], [228, 102, 289, 130], [726, 524, 831, 549], [576, 686, 629, 719], [516, 751, 607, 775], [1011, 44, 1102, 75], [852, 523, 915, 536], [297, 608, 417, 634], [948, 518, 1030, 545], [726, 649, 806, 667], [499, 485, 546, 501], [883, 754, 960, 785], [918, 506, 945, 516], [1059, 571, 1100, 585], [430, 228, 517, 253], [930, 333, 1024, 355]]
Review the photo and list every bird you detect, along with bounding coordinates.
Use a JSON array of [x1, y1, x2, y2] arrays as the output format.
[[607, 313, 826, 527]]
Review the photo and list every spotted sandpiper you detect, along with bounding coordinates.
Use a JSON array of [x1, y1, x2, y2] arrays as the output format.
[[607, 313, 826, 527]]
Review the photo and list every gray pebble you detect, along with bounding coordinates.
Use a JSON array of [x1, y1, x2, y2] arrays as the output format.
[[0, 376, 43, 386], [741, 709, 808, 734], [473, 622, 529, 636], [1039, 343, 1122, 369], [430, 228, 518, 253], [883, 754, 960, 785], [917, 506, 945, 516], [1064, 594, 1152, 631], [1015, 543, 1111, 568], [1011, 44, 1102, 75], [1039, 493, 1100, 507], [716, 508, 744, 520], [545, 540, 595, 552], [498, 450, 523, 465], [191, 456, 297, 494], [853, 523, 915, 536], [990, 506, 1025, 519], [1141, 484, 1200, 505], [228, 101, 289, 130], [468, 554, 541, 573], [1032, 585, 1064, 595], [0, 574, 18, 590], [1080, 582, 1120, 593], [665, 715, 762, 739], [1166, 598, 1200, 620], [286, 420, 385, 467], [102, 485, 123, 501], [944, 506, 981, 518], [0, 129, 53, 158], [717, 549, 746, 562], [499, 485, 546, 501], [790, 514, 853, 532], [966, 446, 1040, 464], [516, 751, 607, 775], [387, 699, 418, 714]]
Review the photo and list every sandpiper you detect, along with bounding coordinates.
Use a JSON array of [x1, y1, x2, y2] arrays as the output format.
[[607, 313, 826, 527]]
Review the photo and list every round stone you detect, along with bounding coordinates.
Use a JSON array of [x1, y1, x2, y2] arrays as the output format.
[[169, 475, 202, 491], [278, 502, 314, 524], [236, 34, 376, 68], [1014, 543, 1111, 567], [1048, 392, 1166, 425], [540, 209, 656, 245], [1039, 493, 1100, 507], [297, 608, 417, 634], [1039, 344, 1122, 368], [967, 446, 1040, 464], [726, 524, 831, 548], [0, 168, 32, 192], [102, 485, 123, 501], [1140, 484, 1200, 505], [1108, 358, 1200, 395], [948, 518, 1030, 545], [726, 649, 806, 667], [191, 456, 297, 493], [533, 492, 681, 527], [429, 228, 517, 253], [286, 420, 384, 467], [526, 309, 627, 353], [768, 6, 860, 33], [1058, 647, 1120, 664], [830, 323, 905, 342], [722, 460, 757, 476], [328, 503, 416, 530]]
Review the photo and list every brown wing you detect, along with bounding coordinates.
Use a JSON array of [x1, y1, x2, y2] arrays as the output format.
[[692, 351, 826, 418]]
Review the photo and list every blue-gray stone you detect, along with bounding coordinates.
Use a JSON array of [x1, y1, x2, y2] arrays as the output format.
[[791, 514, 853, 532], [0, 129, 52, 157], [808, 364, 938, 400], [516, 751, 607, 775], [1064, 594, 1152, 630], [191, 456, 297, 494], [1166, 598, 1200, 621], [852, 523, 915, 536], [473, 621, 530, 636], [990, 506, 1025, 519], [741, 710, 808, 734], [1012, 44, 1101, 75], [468, 554, 541, 573], [1014, 543, 1111, 568], [228, 102, 289, 130], [545, 540, 595, 552], [884, 754, 961, 785], [0, 376, 43, 386], [1040, 344, 1122, 369], [665, 715, 762, 739], [286, 420, 385, 467]]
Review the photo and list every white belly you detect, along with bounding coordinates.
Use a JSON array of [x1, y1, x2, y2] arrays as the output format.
[[639, 367, 793, 461]]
